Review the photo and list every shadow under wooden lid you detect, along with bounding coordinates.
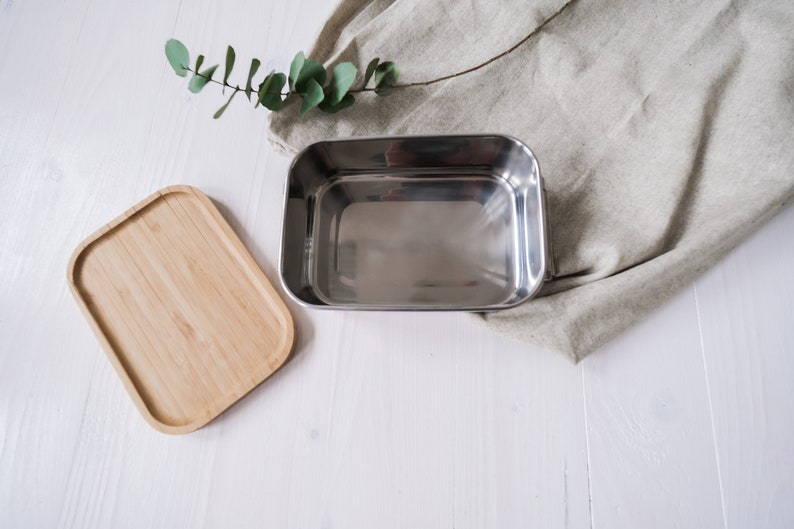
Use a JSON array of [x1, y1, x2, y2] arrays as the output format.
[[67, 185, 295, 434]]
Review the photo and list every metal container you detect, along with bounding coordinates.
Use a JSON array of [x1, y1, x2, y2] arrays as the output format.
[[279, 134, 553, 310]]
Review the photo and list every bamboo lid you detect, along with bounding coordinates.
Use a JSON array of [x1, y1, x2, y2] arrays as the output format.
[[68, 185, 294, 434]]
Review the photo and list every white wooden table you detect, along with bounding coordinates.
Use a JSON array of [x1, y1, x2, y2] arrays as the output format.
[[2, 1, 792, 527]]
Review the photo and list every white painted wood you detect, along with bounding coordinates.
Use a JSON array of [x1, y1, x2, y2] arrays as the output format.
[[201, 312, 591, 529], [582, 289, 725, 528], [694, 204, 794, 529], [1, 0, 793, 528]]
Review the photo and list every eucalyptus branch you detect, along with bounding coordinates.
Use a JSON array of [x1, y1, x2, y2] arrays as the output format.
[[165, 3, 569, 117]]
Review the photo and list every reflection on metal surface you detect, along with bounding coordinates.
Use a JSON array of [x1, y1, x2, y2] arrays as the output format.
[[280, 135, 550, 311]]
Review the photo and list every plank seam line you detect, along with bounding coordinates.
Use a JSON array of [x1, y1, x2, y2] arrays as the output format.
[[580, 364, 595, 529], [693, 283, 728, 529]]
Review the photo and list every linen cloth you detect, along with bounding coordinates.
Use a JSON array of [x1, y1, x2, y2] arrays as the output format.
[[269, 0, 794, 361]]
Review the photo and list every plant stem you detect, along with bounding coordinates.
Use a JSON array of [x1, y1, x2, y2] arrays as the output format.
[[353, 0, 573, 91], [185, 70, 292, 97]]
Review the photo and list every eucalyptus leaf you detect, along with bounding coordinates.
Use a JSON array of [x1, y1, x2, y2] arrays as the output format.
[[319, 93, 355, 114], [326, 62, 357, 106], [257, 71, 287, 111], [213, 89, 239, 119], [244, 58, 261, 100], [223, 45, 236, 88], [188, 64, 218, 93], [165, 39, 190, 77], [374, 61, 400, 96], [295, 59, 326, 92], [363, 58, 379, 88], [195, 54, 205, 73], [299, 78, 324, 114], [288, 51, 305, 91]]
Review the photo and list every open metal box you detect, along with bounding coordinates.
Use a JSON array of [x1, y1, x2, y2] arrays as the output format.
[[280, 135, 553, 311]]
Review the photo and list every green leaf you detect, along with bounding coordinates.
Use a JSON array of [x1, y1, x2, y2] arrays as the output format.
[[288, 51, 305, 91], [188, 64, 218, 93], [374, 61, 400, 96], [195, 54, 205, 73], [295, 59, 326, 92], [363, 58, 379, 87], [223, 45, 235, 87], [326, 62, 357, 106], [299, 78, 324, 114], [165, 39, 190, 77], [244, 58, 261, 100], [213, 90, 239, 119], [256, 71, 287, 111], [319, 93, 355, 113]]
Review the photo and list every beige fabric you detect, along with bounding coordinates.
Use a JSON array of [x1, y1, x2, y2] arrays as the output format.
[[269, 0, 794, 361]]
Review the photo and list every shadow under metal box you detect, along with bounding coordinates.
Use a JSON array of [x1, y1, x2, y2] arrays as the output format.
[[280, 134, 552, 311]]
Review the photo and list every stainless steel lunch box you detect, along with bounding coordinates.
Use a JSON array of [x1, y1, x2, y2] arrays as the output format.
[[279, 134, 553, 311]]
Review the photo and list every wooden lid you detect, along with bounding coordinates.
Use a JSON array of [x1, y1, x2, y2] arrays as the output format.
[[68, 185, 294, 434]]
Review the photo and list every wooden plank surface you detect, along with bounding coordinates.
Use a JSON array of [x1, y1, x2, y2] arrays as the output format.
[[583, 290, 725, 527], [695, 205, 794, 529], [1, 0, 793, 528]]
